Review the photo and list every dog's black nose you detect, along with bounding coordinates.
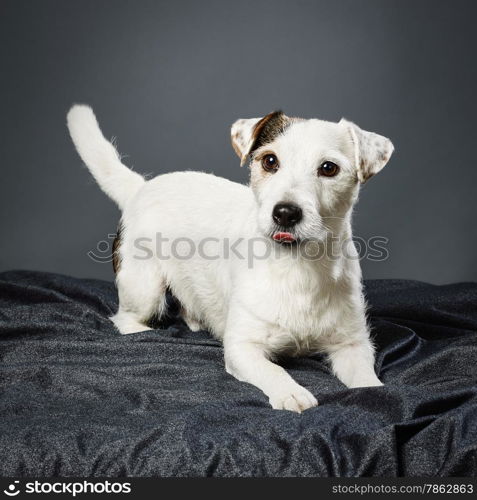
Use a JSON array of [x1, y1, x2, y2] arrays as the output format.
[[272, 203, 303, 227]]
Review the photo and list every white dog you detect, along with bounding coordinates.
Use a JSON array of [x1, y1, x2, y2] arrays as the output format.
[[67, 105, 393, 413]]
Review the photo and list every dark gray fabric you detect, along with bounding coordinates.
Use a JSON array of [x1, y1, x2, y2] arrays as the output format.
[[0, 270, 476, 477]]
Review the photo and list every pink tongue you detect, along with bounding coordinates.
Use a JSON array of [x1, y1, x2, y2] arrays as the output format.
[[273, 232, 296, 243]]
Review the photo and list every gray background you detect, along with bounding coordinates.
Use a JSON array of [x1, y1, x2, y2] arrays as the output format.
[[1, 0, 476, 283]]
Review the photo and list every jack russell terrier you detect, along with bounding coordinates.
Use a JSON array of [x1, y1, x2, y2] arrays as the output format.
[[67, 105, 393, 413]]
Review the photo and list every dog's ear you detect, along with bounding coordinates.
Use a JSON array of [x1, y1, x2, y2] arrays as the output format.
[[231, 111, 288, 166], [340, 119, 394, 183], [231, 117, 261, 166]]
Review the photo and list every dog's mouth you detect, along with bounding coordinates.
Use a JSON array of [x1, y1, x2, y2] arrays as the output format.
[[272, 231, 297, 244]]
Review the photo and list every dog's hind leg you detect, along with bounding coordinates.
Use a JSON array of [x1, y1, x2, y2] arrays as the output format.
[[111, 260, 166, 335], [180, 307, 204, 332], [184, 316, 203, 332]]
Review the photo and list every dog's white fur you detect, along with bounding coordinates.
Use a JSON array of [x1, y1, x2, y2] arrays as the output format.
[[67, 105, 393, 413]]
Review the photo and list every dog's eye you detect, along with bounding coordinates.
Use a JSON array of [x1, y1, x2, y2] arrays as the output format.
[[318, 161, 339, 177], [262, 154, 279, 173]]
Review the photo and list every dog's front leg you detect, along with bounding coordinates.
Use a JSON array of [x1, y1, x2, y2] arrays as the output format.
[[326, 337, 383, 388], [224, 336, 318, 413]]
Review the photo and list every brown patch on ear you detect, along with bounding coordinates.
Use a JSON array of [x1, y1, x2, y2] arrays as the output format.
[[249, 111, 290, 155], [359, 158, 373, 183], [112, 222, 123, 274]]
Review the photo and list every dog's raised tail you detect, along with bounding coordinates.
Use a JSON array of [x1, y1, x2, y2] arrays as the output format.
[[67, 105, 145, 210]]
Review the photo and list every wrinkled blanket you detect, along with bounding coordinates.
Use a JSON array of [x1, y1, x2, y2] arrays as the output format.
[[0, 270, 476, 477]]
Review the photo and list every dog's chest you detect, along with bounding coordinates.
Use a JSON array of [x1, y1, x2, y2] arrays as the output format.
[[267, 289, 335, 355], [249, 267, 346, 355]]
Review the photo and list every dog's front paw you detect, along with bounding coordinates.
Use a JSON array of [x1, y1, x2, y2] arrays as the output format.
[[269, 384, 318, 413]]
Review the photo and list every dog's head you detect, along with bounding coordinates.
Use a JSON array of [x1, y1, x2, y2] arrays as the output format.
[[231, 112, 393, 244]]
